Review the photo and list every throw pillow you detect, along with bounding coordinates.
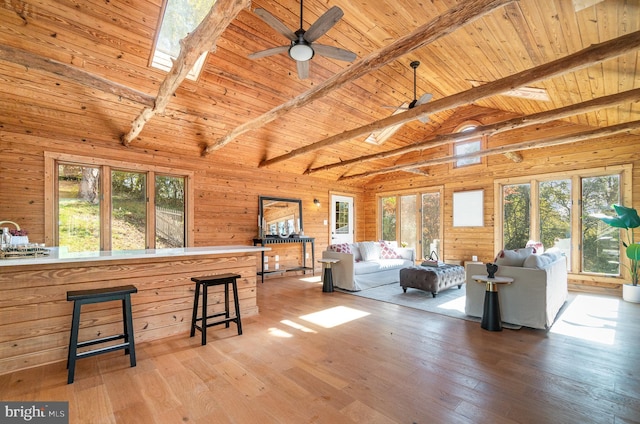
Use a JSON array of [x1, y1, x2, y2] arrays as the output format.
[[378, 240, 402, 259], [525, 240, 544, 254], [523, 251, 563, 269], [359, 241, 380, 261], [494, 247, 535, 267], [328, 243, 352, 254]]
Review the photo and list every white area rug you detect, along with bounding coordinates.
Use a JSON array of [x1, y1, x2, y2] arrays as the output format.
[[338, 282, 522, 329]]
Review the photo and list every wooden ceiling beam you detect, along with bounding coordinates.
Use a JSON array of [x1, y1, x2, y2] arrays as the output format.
[[201, 0, 516, 156], [264, 30, 640, 168], [305, 87, 640, 174], [120, 0, 250, 146], [0, 44, 155, 107], [338, 120, 640, 181]]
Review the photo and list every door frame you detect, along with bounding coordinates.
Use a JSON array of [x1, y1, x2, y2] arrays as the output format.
[[329, 192, 355, 244]]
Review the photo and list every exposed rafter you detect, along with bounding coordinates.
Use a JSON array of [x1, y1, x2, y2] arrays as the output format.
[[262, 30, 640, 168], [201, 0, 516, 156], [305, 88, 640, 174], [120, 0, 250, 146], [0, 44, 155, 107], [338, 120, 640, 181]]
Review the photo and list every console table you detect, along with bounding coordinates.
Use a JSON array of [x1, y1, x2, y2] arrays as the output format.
[[253, 237, 315, 283]]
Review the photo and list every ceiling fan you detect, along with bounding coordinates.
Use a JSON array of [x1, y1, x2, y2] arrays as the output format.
[[248, 0, 357, 79], [384, 61, 433, 124]]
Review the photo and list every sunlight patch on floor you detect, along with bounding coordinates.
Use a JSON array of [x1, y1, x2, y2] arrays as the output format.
[[299, 276, 322, 283], [268, 327, 293, 338], [550, 294, 619, 345], [281, 319, 317, 333], [437, 295, 466, 312], [300, 306, 370, 328]]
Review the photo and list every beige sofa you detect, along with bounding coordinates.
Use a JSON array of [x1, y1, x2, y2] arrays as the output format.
[[465, 248, 568, 329], [322, 241, 415, 291]]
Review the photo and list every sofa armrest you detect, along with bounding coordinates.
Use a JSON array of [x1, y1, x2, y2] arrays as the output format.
[[322, 250, 355, 289], [396, 247, 415, 262]]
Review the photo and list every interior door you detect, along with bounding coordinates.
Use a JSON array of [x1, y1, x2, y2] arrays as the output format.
[[330, 194, 354, 244]]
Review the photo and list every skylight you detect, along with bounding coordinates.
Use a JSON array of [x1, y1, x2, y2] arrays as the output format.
[[151, 0, 216, 80]]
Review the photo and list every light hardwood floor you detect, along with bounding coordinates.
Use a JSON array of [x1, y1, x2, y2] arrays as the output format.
[[2, 275, 640, 424]]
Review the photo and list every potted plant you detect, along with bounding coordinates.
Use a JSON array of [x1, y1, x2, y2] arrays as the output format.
[[594, 204, 640, 302]]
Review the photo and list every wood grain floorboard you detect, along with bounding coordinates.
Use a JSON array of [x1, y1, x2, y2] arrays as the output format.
[[1, 275, 639, 423]]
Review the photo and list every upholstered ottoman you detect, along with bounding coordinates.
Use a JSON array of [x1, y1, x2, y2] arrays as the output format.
[[400, 265, 465, 298]]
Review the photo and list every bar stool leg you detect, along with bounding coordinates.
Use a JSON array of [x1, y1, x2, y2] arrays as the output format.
[[232, 279, 242, 335], [123, 294, 136, 366], [190, 282, 200, 338], [67, 301, 82, 384], [201, 283, 208, 345], [224, 281, 230, 329]]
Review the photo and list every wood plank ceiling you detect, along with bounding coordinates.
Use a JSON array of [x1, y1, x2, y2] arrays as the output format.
[[0, 0, 638, 184]]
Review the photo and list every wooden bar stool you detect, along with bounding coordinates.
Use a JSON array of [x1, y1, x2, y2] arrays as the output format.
[[66, 285, 137, 384], [190, 274, 243, 345]]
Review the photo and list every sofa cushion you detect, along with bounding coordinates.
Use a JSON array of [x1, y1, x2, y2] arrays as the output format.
[[355, 258, 409, 275], [523, 250, 564, 269], [379, 240, 402, 259], [494, 247, 535, 267], [359, 241, 380, 261], [328, 243, 352, 254]]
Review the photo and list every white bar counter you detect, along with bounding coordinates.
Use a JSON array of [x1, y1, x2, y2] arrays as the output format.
[[0, 245, 269, 266], [0, 245, 269, 375]]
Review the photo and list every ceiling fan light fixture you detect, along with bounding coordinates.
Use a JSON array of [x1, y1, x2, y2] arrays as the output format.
[[289, 43, 314, 61]]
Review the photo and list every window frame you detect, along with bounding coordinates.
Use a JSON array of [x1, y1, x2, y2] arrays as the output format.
[[376, 186, 444, 260], [45, 152, 194, 250], [450, 121, 486, 169], [493, 164, 633, 283]]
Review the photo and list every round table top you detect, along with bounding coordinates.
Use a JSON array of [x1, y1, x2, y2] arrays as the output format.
[[471, 274, 514, 284], [318, 258, 340, 264]]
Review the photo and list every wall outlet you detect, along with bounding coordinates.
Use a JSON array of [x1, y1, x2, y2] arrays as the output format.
[[305, 253, 309, 259], [264, 263, 269, 270], [275, 255, 279, 261], [264, 256, 268, 263], [275, 263, 279, 270], [323, 219, 328, 226]]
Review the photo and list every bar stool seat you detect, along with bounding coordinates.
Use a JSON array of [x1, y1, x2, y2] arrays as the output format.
[[66, 285, 137, 384], [190, 273, 243, 345]]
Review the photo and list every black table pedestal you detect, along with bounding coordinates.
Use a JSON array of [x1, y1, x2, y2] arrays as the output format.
[[481, 290, 502, 331]]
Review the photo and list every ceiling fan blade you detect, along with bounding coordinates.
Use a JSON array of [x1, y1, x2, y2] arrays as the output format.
[[382, 105, 409, 110], [415, 93, 433, 106], [254, 8, 296, 41], [296, 60, 310, 79], [417, 114, 430, 124], [303, 6, 344, 42], [313, 44, 356, 62], [248, 45, 289, 60]]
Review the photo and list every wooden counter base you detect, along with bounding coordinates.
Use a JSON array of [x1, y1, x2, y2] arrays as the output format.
[[0, 250, 260, 375]]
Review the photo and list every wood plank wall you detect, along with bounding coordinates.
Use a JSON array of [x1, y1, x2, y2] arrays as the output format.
[[362, 105, 640, 295], [0, 134, 366, 275]]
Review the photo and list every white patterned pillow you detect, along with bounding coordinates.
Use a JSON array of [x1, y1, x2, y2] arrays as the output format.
[[328, 243, 352, 254], [359, 242, 380, 261], [378, 240, 402, 259]]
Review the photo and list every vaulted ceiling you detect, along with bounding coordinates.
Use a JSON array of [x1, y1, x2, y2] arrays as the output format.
[[0, 0, 638, 184]]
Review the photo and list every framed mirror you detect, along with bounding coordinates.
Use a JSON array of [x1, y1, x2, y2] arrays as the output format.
[[258, 196, 303, 238]]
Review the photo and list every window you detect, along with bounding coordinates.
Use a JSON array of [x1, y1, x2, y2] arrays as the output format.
[[151, 0, 216, 80], [379, 188, 443, 260], [453, 123, 483, 168], [47, 153, 192, 252], [496, 165, 630, 278]]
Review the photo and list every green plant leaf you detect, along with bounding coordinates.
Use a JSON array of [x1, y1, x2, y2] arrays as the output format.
[[612, 204, 640, 229], [627, 243, 640, 261]]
